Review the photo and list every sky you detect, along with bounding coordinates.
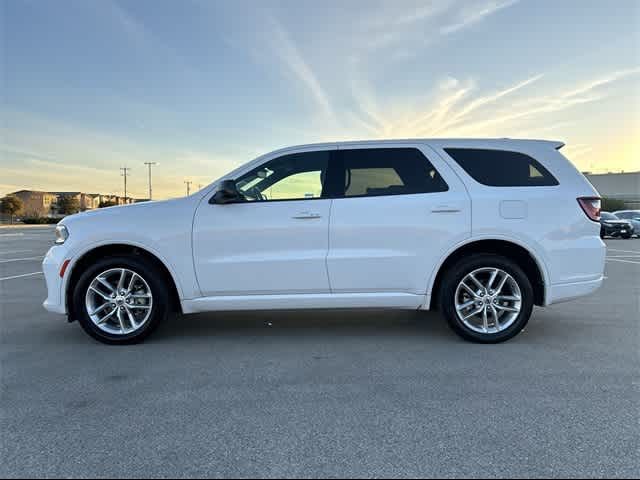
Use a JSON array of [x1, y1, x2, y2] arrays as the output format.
[[1, 0, 639, 199]]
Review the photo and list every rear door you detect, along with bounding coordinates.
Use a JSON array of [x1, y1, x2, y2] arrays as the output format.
[[326, 144, 471, 295]]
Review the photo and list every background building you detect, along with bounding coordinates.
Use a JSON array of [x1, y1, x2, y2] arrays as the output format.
[[6, 190, 140, 218], [584, 171, 640, 209]]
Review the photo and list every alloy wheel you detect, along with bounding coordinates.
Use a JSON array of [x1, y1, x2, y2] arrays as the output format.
[[454, 267, 522, 334], [85, 268, 153, 335]]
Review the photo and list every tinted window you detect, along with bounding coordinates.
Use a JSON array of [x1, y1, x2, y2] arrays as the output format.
[[445, 148, 559, 187], [235, 151, 329, 201], [336, 148, 448, 198]]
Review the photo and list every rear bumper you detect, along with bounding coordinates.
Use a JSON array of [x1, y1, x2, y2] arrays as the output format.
[[546, 275, 605, 305]]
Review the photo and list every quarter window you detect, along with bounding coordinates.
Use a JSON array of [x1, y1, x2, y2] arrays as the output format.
[[445, 148, 559, 187], [336, 148, 448, 198]]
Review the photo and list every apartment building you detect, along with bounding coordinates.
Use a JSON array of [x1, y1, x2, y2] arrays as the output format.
[[8, 190, 138, 217]]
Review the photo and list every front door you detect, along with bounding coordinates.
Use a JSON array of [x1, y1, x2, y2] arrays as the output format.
[[192, 147, 335, 297]]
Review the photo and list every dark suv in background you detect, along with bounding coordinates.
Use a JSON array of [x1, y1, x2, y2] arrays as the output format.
[[600, 212, 634, 239]]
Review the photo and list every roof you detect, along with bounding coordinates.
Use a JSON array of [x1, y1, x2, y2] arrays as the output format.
[[266, 138, 565, 155]]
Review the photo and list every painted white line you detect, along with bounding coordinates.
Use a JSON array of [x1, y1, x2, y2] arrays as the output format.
[[0, 250, 36, 256], [606, 258, 640, 265], [0, 256, 44, 264], [607, 248, 640, 254], [0, 233, 24, 237], [0, 271, 43, 281]]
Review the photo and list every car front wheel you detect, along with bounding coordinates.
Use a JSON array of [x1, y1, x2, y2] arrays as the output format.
[[72, 255, 168, 345], [440, 254, 534, 343]]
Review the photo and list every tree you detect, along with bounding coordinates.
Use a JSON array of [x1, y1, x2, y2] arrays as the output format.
[[99, 200, 118, 208], [57, 195, 80, 215], [0, 195, 23, 224], [602, 197, 626, 212]]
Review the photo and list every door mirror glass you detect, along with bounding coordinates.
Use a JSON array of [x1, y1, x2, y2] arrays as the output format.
[[210, 180, 243, 204]]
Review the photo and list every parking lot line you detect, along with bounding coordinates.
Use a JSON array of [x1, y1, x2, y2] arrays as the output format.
[[0, 271, 43, 281], [0, 256, 44, 264], [607, 248, 640, 254], [0, 250, 37, 256], [606, 258, 640, 265]]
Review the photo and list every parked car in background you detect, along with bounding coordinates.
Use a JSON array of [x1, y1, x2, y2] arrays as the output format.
[[43, 139, 606, 345], [612, 210, 640, 237], [600, 212, 634, 239]]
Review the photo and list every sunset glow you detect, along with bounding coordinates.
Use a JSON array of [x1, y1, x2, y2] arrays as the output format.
[[2, 0, 639, 199]]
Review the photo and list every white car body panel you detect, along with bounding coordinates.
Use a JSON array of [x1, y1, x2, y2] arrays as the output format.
[[43, 138, 606, 317]]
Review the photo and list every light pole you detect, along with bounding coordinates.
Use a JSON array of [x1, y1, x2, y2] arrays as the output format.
[[144, 162, 158, 200], [185, 180, 192, 196], [120, 167, 131, 203]]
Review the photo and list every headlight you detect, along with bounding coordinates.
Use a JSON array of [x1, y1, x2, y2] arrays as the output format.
[[55, 225, 69, 245]]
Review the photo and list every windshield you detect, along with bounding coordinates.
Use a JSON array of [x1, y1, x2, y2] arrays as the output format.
[[614, 211, 640, 219], [601, 212, 618, 220]]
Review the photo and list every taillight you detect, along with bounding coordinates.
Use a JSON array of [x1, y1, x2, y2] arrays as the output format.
[[577, 197, 601, 222]]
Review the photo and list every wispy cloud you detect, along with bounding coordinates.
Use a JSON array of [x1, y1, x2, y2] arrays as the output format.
[[336, 65, 638, 142], [453, 68, 640, 135], [441, 0, 520, 35], [264, 16, 334, 120]]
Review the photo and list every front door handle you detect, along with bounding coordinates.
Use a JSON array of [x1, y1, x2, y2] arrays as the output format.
[[292, 212, 322, 219], [431, 206, 461, 213]]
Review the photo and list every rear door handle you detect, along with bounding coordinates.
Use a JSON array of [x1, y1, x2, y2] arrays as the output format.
[[292, 212, 322, 219]]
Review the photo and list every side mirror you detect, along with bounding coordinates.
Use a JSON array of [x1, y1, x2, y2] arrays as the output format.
[[210, 180, 243, 204]]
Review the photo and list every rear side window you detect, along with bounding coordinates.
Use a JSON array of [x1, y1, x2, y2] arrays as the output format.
[[336, 148, 448, 198], [444, 148, 559, 187]]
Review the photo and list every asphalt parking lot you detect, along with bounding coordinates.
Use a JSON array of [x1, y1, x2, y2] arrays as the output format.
[[1, 226, 638, 478]]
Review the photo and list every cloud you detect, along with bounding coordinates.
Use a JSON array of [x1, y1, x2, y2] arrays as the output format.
[[263, 16, 334, 120], [0, 111, 249, 199], [452, 68, 640, 135], [441, 0, 520, 35]]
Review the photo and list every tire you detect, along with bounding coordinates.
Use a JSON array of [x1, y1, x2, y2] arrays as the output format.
[[439, 254, 534, 344], [72, 255, 169, 345], [621, 233, 632, 239]]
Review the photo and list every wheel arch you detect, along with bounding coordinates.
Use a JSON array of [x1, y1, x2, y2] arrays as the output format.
[[428, 238, 549, 309], [65, 243, 183, 319]]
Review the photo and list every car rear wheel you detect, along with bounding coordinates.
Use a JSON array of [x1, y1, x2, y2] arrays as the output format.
[[440, 254, 534, 343], [72, 255, 168, 344]]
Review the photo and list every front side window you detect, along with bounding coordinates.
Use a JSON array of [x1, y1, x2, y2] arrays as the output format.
[[235, 151, 330, 201], [444, 148, 559, 187], [336, 148, 448, 198]]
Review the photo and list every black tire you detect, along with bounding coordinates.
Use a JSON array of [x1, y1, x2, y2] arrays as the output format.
[[621, 233, 632, 239], [439, 254, 534, 344], [72, 255, 169, 345]]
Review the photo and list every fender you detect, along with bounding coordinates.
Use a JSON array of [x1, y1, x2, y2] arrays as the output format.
[[61, 239, 187, 311], [424, 234, 552, 309]]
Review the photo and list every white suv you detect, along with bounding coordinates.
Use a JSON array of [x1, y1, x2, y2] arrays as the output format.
[[43, 139, 606, 344]]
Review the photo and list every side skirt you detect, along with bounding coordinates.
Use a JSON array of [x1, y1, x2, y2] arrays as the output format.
[[181, 292, 428, 314]]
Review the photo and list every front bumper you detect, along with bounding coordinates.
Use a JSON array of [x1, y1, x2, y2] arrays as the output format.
[[602, 225, 634, 237], [42, 245, 68, 315]]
